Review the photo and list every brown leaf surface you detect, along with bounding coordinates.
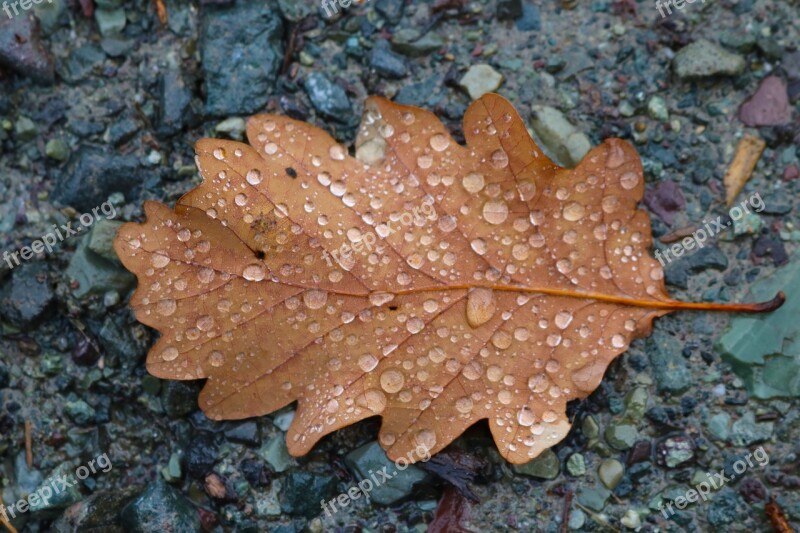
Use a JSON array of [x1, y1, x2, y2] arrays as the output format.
[[113, 94, 782, 464]]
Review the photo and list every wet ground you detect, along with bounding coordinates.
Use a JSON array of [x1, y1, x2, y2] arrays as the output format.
[[0, 0, 798, 531]]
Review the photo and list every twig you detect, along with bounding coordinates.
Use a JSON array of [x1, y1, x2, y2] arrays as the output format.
[[24, 419, 32, 468], [0, 490, 18, 533], [561, 489, 573, 533], [153, 0, 168, 25]]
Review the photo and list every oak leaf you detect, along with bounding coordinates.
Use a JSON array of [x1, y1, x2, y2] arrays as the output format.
[[113, 94, 783, 464]]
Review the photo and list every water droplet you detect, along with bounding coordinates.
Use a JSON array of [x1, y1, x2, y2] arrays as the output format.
[[556, 259, 572, 274], [380, 432, 396, 446], [242, 264, 266, 282], [528, 373, 549, 393], [466, 288, 496, 328], [363, 389, 387, 413], [491, 149, 509, 169], [235, 193, 248, 206], [209, 351, 224, 367], [438, 215, 457, 233], [303, 289, 328, 310], [429, 133, 450, 152], [462, 173, 485, 193], [606, 142, 627, 169], [620, 171, 639, 190], [611, 334, 626, 348], [197, 267, 215, 284], [406, 317, 425, 334], [562, 202, 586, 222], [554, 311, 573, 329], [498, 390, 512, 404], [491, 330, 512, 349], [470, 238, 488, 255], [423, 299, 439, 313], [156, 299, 177, 316], [546, 334, 561, 347], [151, 253, 170, 268], [196, 315, 214, 331], [246, 169, 263, 185], [380, 369, 405, 393], [161, 346, 180, 361], [416, 429, 437, 450], [177, 228, 191, 242], [517, 407, 535, 426], [264, 142, 278, 155], [483, 200, 509, 225], [358, 354, 379, 372], [417, 154, 433, 169], [545, 359, 561, 373], [455, 397, 474, 413], [329, 144, 346, 160], [602, 195, 620, 213]]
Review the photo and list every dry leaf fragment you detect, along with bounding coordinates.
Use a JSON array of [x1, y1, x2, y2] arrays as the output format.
[[724, 133, 766, 206], [114, 94, 783, 464]]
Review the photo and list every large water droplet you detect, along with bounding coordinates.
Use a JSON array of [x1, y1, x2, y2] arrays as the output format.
[[466, 288, 496, 328], [429, 133, 450, 152], [562, 202, 586, 222], [380, 369, 405, 393], [620, 171, 639, 190], [161, 346, 180, 361], [462, 173, 485, 193], [246, 169, 263, 185], [156, 299, 177, 316], [483, 200, 509, 225], [303, 289, 328, 310], [415, 429, 437, 450]]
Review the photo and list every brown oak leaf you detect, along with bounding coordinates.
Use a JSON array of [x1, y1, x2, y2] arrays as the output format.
[[113, 94, 783, 464]]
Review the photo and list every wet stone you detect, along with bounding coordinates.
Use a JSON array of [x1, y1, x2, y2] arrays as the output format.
[[29, 463, 83, 515], [375, 0, 405, 24], [345, 442, 428, 505], [706, 488, 748, 527], [161, 381, 201, 418], [576, 485, 611, 512], [605, 423, 638, 451], [304, 72, 352, 120], [88, 220, 124, 263], [52, 489, 138, 532], [94, 8, 126, 36], [186, 431, 219, 478], [656, 435, 695, 468], [672, 39, 745, 79], [664, 247, 729, 290], [391, 29, 445, 58], [65, 399, 96, 426], [200, 2, 284, 116], [0, 14, 55, 84], [259, 435, 294, 473], [370, 40, 408, 79], [598, 459, 624, 489], [497, 0, 523, 19], [224, 421, 259, 446], [566, 453, 586, 476], [280, 472, 338, 518], [647, 330, 692, 394], [530, 105, 591, 167], [513, 449, 560, 479], [66, 239, 135, 298], [0, 263, 54, 328], [707, 412, 731, 441], [459, 64, 504, 100], [120, 478, 201, 533], [157, 68, 196, 138], [45, 138, 69, 161], [730, 412, 773, 447]]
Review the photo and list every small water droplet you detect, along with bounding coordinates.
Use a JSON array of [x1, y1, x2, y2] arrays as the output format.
[[554, 311, 573, 329], [303, 289, 328, 310], [156, 299, 177, 316], [429, 133, 450, 152], [329, 144, 346, 160], [562, 202, 586, 222], [380, 369, 405, 393], [415, 429, 437, 450], [466, 288, 496, 328], [455, 397, 474, 413], [161, 346, 180, 361], [620, 171, 639, 190], [242, 264, 266, 282], [517, 407, 535, 426], [462, 172, 485, 193], [483, 200, 509, 225], [491, 149, 509, 169], [611, 334, 626, 348], [246, 169, 263, 185], [209, 351, 224, 367]]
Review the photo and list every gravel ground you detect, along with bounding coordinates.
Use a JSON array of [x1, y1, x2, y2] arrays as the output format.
[[0, 0, 798, 531]]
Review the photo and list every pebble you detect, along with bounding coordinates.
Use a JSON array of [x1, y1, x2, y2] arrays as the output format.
[[260, 435, 294, 473], [459, 64, 504, 100], [280, 472, 338, 518], [0, 14, 55, 84], [672, 39, 745, 79], [120, 478, 201, 533], [566, 453, 586, 476], [200, 2, 283, 116], [730, 412, 774, 446], [647, 330, 692, 394], [304, 72, 352, 120], [45, 138, 69, 161], [345, 441, 428, 505], [530, 105, 591, 167], [512, 449, 560, 479], [604, 423, 638, 450], [647, 96, 669, 121], [620, 509, 642, 529], [0, 264, 54, 328], [656, 435, 695, 468], [738, 76, 792, 127], [598, 459, 624, 489], [94, 8, 126, 36], [215, 117, 247, 140], [370, 40, 408, 79]]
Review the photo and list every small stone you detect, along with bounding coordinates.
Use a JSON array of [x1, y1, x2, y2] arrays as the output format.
[[497, 0, 523, 20], [647, 330, 692, 394], [568, 508, 585, 529], [582, 416, 600, 439], [272, 409, 295, 431], [259, 435, 294, 473], [598, 459, 624, 489], [730, 412, 773, 447], [566, 453, 586, 476], [673, 39, 745, 79], [738, 76, 791, 127], [605, 423, 638, 450], [459, 64, 504, 100], [647, 96, 669, 121], [621, 509, 641, 529], [94, 8, 127, 36], [215, 117, 247, 140], [708, 413, 731, 441], [732, 212, 764, 236], [304, 72, 352, 120], [390, 29, 445, 57], [14, 116, 37, 140], [66, 239, 135, 298], [121, 478, 201, 533], [577, 486, 611, 512], [65, 399, 96, 425], [344, 441, 428, 505], [623, 387, 649, 422], [530, 105, 591, 167], [656, 435, 695, 468], [370, 40, 408, 79], [0, 14, 55, 83], [513, 449, 560, 479], [280, 472, 338, 518], [45, 138, 69, 161], [88, 220, 124, 263], [0, 263, 55, 328]]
